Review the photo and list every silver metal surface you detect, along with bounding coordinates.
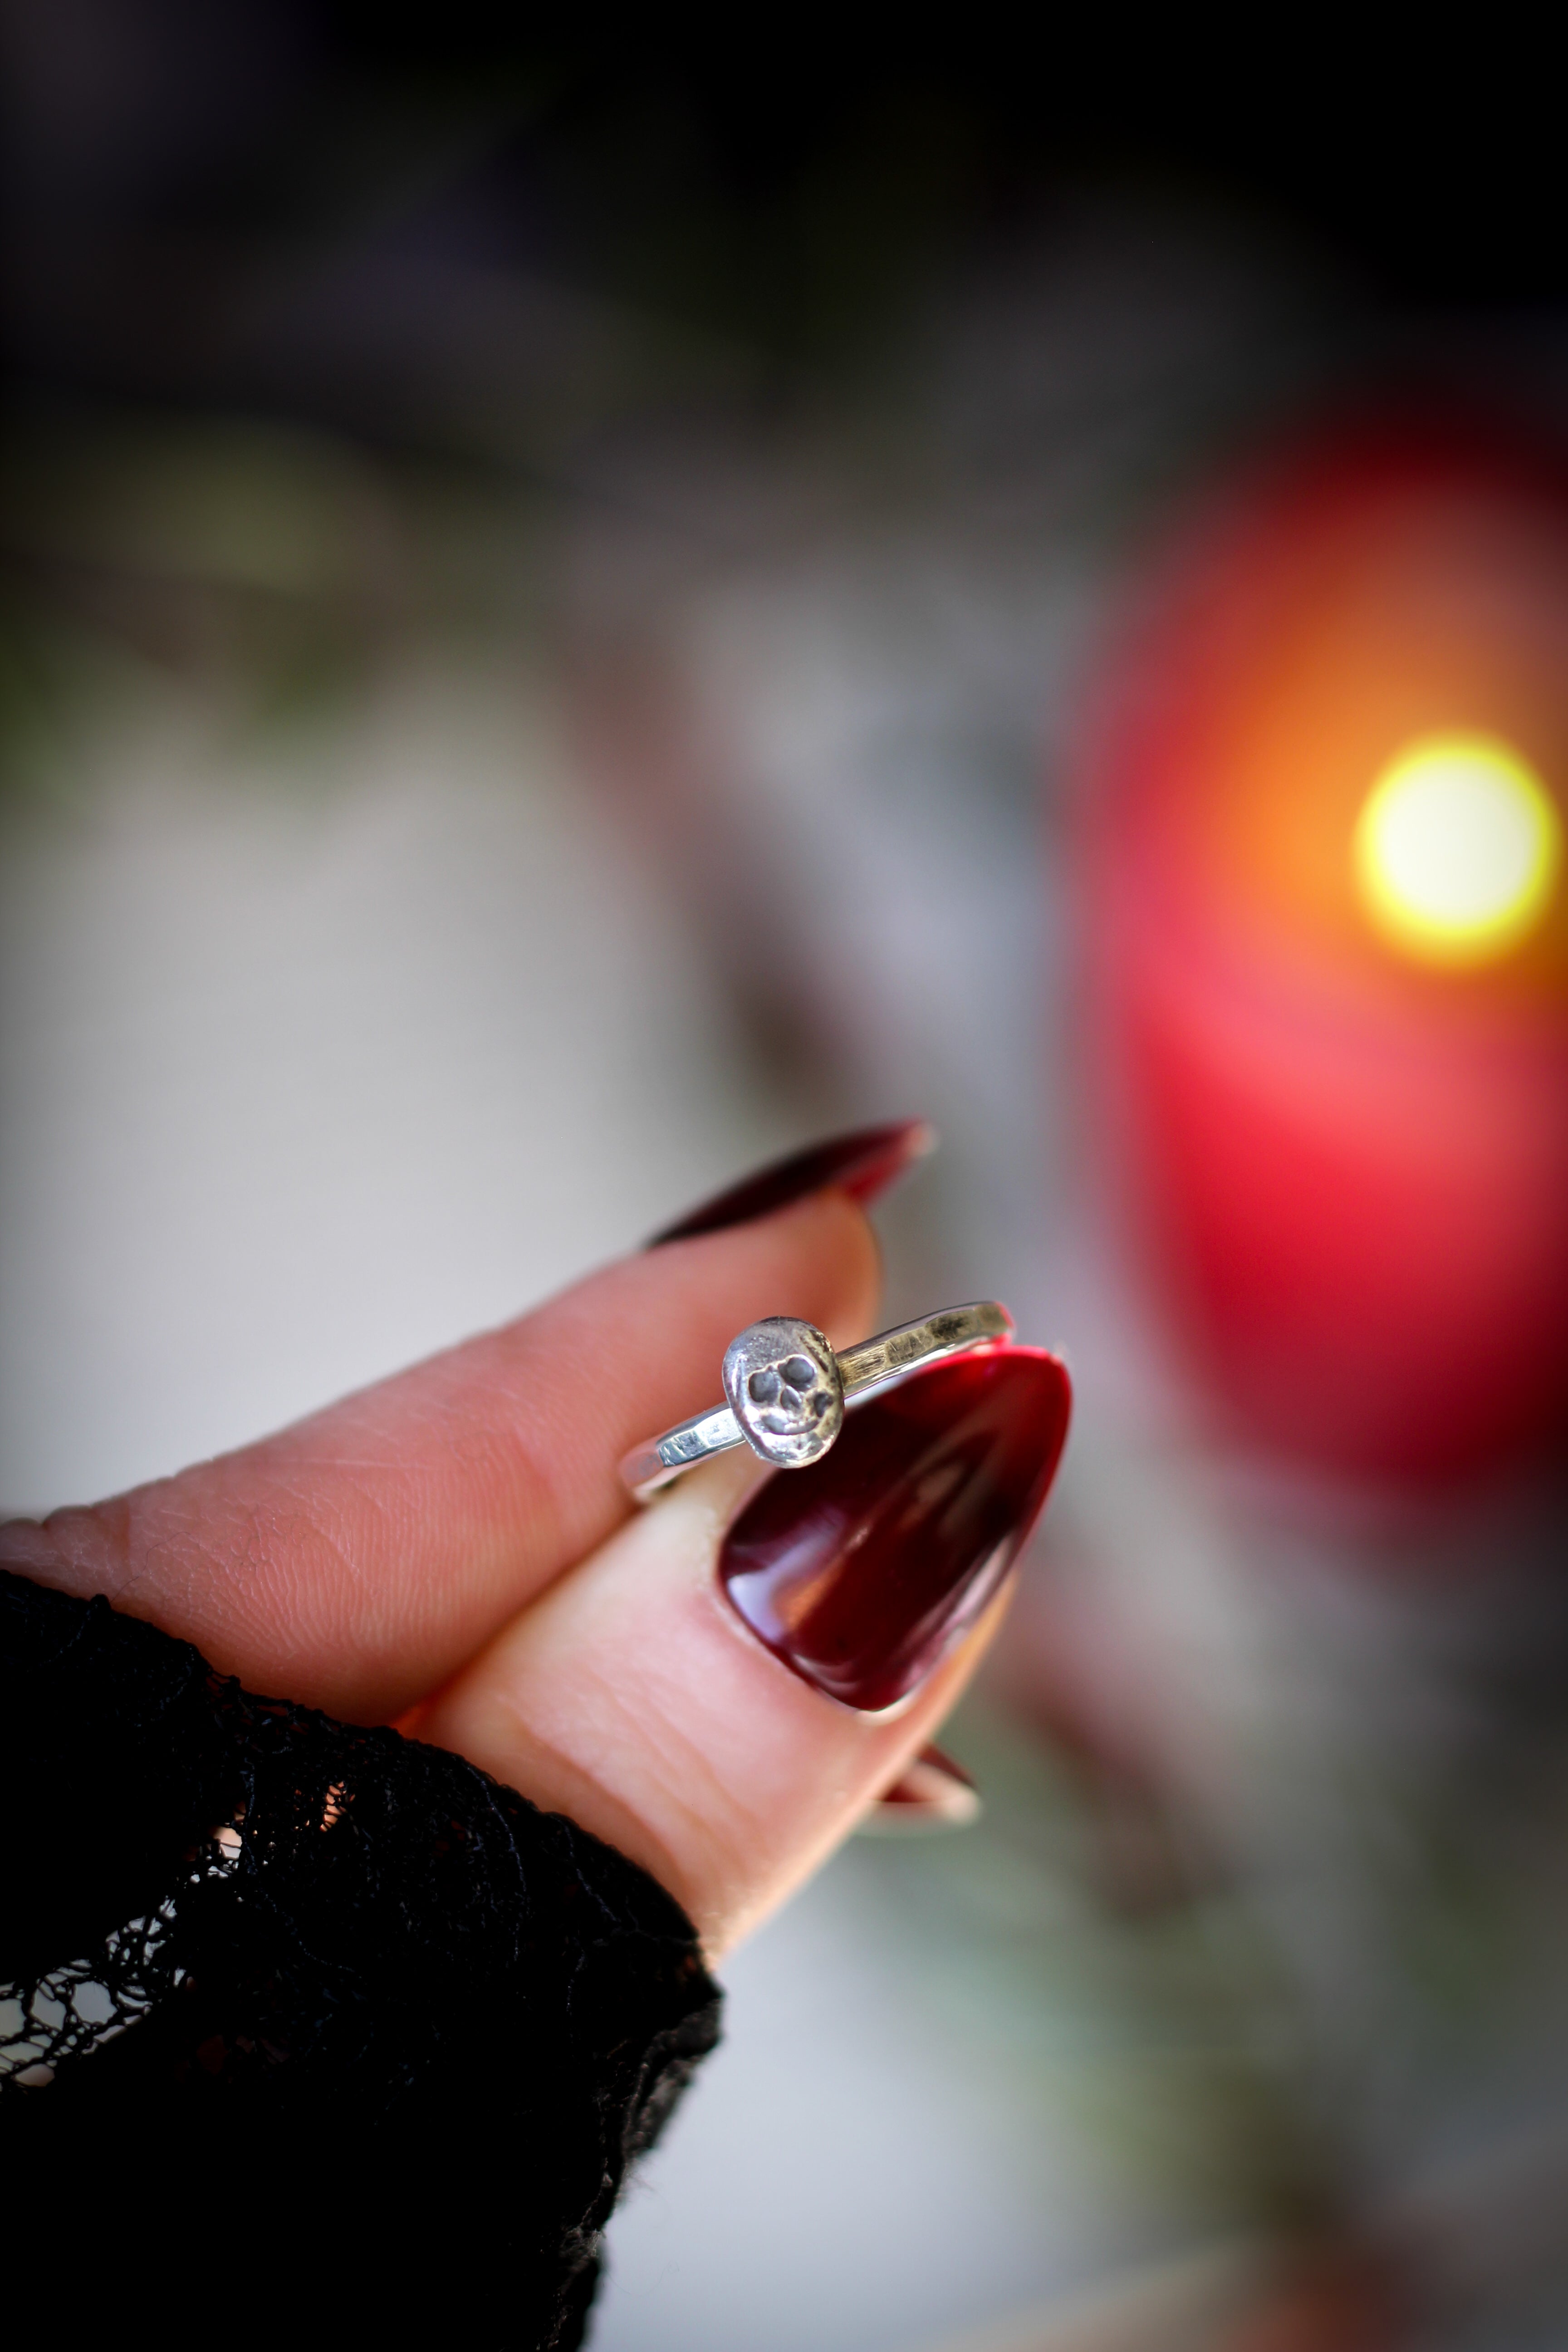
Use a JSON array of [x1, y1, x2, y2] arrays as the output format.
[[722, 1317, 845, 1469], [620, 1300, 1014, 1500]]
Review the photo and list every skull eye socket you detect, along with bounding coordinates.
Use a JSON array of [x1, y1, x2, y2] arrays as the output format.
[[748, 1367, 782, 1405], [781, 1355, 818, 1392]]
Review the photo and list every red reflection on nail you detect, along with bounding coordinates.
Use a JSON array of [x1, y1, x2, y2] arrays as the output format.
[[718, 1348, 1071, 1712], [648, 1119, 936, 1245]]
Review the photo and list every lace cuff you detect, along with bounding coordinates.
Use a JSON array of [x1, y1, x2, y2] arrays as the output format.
[[1, 1569, 721, 2349]]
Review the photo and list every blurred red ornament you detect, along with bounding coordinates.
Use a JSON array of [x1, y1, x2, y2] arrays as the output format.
[[1082, 426, 1568, 1482]]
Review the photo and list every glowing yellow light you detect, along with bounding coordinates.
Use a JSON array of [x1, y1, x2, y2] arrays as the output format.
[[1353, 733, 1562, 965]]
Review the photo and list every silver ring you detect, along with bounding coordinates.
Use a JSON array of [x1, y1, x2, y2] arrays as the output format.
[[620, 1301, 1014, 1502]]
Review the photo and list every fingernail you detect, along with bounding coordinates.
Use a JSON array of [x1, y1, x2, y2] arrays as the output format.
[[862, 1744, 982, 1834], [648, 1119, 937, 1246], [718, 1348, 1071, 1712]]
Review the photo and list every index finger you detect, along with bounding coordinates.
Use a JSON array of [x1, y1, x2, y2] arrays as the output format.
[[0, 1192, 880, 1723]]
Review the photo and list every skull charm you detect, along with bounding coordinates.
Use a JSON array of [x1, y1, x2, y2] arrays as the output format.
[[722, 1317, 845, 1470]]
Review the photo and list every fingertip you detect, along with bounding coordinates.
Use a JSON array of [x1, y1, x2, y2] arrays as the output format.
[[416, 1382, 1032, 1959], [642, 1182, 882, 1345], [647, 1119, 936, 1246]]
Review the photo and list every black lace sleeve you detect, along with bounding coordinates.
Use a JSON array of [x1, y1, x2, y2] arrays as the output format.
[[0, 1569, 721, 2349]]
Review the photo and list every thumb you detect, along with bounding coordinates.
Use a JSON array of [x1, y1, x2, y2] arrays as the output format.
[[416, 1346, 1070, 1957]]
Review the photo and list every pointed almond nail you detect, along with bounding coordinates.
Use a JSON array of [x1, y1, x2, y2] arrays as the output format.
[[718, 1347, 1071, 1712], [647, 1120, 936, 1246], [861, 1744, 982, 1834]]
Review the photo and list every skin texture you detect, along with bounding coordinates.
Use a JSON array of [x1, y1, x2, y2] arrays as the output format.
[[1, 1190, 1008, 1957], [416, 1460, 1009, 1954]]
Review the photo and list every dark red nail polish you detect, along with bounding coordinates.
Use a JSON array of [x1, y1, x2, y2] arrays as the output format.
[[648, 1120, 936, 1246], [866, 1744, 982, 1832], [718, 1348, 1070, 1712]]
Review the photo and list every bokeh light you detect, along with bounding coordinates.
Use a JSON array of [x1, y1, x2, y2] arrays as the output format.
[[1081, 435, 1568, 1480], [1353, 732, 1562, 966]]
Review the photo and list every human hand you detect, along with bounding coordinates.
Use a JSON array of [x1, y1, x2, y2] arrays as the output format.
[[1, 1134, 1068, 1958]]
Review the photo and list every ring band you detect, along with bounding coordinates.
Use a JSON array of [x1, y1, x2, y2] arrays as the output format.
[[620, 1301, 1014, 1501]]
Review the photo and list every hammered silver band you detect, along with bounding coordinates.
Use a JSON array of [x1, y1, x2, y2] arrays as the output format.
[[620, 1301, 1014, 1502]]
